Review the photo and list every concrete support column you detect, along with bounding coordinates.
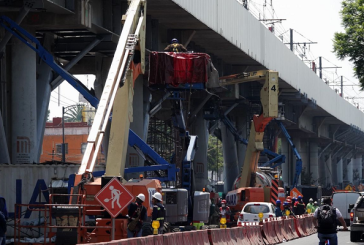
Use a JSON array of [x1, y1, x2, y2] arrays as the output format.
[[221, 123, 239, 193], [343, 157, 348, 182], [347, 158, 353, 184], [0, 112, 10, 164], [337, 158, 343, 187], [236, 111, 247, 171], [301, 140, 309, 176], [142, 80, 151, 141], [326, 154, 333, 186], [331, 155, 338, 185], [11, 35, 37, 163], [35, 34, 53, 162], [309, 141, 319, 185], [126, 76, 144, 179], [292, 138, 301, 185], [319, 155, 327, 186], [190, 111, 209, 191], [353, 155, 362, 185], [281, 137, 289, 186]]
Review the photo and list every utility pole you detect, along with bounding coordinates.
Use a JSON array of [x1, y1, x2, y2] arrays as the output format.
[[290, 29, 293, 51], [341, 76, 343, 98], [62, 106, 65, 163]]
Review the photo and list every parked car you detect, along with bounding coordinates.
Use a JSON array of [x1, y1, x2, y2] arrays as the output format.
[[237, 202, 275, 226], [332, 191, 361, 226], [349, 195, 364, 242]]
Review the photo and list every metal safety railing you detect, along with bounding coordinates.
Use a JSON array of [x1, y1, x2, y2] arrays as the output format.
[[13, 194, 112, 245]]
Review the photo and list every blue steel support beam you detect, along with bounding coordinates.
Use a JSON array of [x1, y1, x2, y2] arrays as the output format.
[[0, 15, 99, 108], [276, 120, 302, 188]]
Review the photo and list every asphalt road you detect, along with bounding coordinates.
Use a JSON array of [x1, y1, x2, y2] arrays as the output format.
[[283, 230, 364, 245]]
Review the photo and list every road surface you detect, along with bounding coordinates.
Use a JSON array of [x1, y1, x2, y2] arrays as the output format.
[[284, 230, 364, 244]]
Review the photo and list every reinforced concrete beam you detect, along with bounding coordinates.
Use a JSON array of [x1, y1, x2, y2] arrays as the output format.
[[50, 37, 104, 90], [0, 6, 29, 54]]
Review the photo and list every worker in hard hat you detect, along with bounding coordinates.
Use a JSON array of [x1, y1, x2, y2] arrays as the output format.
[[294, 195, 305, 215], [164, 38, 187, 53], [283, 201, 296, 218], [306, 198, 315, 214], [275, 200, 283, 217], [126, 193, 147, 238], [139, 174, 144, 181], [313, 201, 319, 211], [151, 192, 165, 234], [219, 200, 232, 224]]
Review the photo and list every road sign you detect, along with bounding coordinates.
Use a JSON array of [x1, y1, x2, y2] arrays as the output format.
[[290, 187, 303, 198], [358, 184, 364, 191], [345, 184, 353, 191], [95, 177, 134, 218]]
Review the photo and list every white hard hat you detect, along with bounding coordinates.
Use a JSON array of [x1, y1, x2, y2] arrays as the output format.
[[309, 198, 313, 202], [152, 192, 163, 202], [137, 193, 145, 202]]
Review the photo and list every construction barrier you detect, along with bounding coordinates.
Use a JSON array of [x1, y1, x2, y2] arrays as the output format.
[[79, 213, 318, 245]]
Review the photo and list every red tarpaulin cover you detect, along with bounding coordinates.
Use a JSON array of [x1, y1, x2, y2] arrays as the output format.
[[148, 52, 210, 87]]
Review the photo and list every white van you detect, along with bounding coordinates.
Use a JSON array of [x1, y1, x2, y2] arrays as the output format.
[[332, 192, 361, 226]]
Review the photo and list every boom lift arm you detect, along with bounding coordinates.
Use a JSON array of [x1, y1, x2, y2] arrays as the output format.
[[220, 70, 279, 188]]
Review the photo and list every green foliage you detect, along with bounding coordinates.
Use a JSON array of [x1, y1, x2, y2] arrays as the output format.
[[207, 135, 224, 178], [333, 0, 364, 89], [64, 104, 85, 122]]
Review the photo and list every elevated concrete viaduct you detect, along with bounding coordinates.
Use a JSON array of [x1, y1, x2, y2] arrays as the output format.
[[0, 0, 363, 192]]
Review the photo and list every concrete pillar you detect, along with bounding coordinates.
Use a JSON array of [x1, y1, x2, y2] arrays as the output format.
[[142, 80, 151, 141], [331, 155, 338, 185], [190, 111, 209, 191], [292, 138, 301, 185], [309, 141, 319, 185], [35, 34, 53, 162], [126, 76, 144, 179], [337, 158, 343, 186], [342, 157, 348, 182], [0, 112, 10, 163], [353, 155, 362, 185], [236, 111, 247, 171], [347, 158, 353, 184], [221, 123, 239, 193], [326, 154, 332, 186], [301, 140, 309, 176], [11, 35, 37, 163], [319, 155, 327, 186], [281, 137, 289, 186]]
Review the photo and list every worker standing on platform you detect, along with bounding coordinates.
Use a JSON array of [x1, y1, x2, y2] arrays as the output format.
[[306, 198, 315, 214], [164, 38, 187, 53], [152, 192, 165, 234], [275, 200, 283, 217], [127, 194, 147, 238], [294, 196, 306, 215]]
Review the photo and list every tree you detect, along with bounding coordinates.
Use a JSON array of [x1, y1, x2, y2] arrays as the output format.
[[207, 135, 224, 181], [333, 0, 364, 89], [64, 104, 85, 122]]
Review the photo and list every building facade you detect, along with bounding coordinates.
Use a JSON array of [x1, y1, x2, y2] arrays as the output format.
[[40, 117, 105, 164]]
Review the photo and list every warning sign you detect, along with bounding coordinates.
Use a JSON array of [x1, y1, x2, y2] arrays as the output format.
[[358, 184, 364, 192], [95, 177, 134, 218], [290, 187, 303, 198], [345, 184, 353, 191]]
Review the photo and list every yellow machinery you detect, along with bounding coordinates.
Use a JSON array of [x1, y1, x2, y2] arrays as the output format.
[[221, 70, 280, 211]]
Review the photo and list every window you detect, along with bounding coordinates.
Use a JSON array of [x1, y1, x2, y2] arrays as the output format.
[[56, 143, 68, 154], [243, 204, 269, 214], [81, 143, 87, 154]]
